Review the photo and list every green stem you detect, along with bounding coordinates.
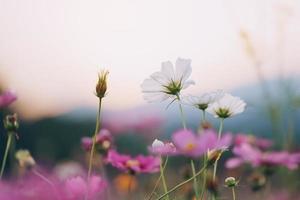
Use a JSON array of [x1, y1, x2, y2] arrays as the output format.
[[146, 156, 169, 200], [200, 156, 207, 199], [160, 157, 169, 200], [176, 95, 186, 129], [232, 187, 236, 200], [0, 133, 13, 179], [213, 119, 224, 181], [156, 164, 207, 200], [202, 110, 206, 123], [85, 98, 102, 200], [191, 160, 200, 199]]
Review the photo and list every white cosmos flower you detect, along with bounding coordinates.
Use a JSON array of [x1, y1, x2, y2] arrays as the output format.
[[206, 93, 246, 118], [141, 58, 195, 103], [182, 90, 224, 111]]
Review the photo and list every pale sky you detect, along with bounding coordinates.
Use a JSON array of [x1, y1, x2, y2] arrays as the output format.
[[0, 0, 300, 119]]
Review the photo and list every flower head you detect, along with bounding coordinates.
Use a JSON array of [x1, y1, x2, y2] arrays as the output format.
[[172, 129, 232, 158], [235, 134, 273, 150], [149, 139, 176, 156], [106, 150, 160, 174], [182, 90, 224, 111], [141, 58, 195, 103], [206, 93, 246, 118], [96, 70, 109, 98], [226, 143, 300, 170], [0, 91, 17, 108]]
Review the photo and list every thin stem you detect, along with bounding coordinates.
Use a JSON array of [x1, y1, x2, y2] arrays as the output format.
[[213, 118, 224, 181], [87, 98, 102, 180], [202, 110, 206, 123], [156, 164, 207, 200], [200, 156, 207, 199], [176, 95, 186, 129], [127, 175, 133, 200], [191, 160, 200, 199], [85, 98, 102, 200], [232, 187, 236, 200], [146, 156, 169, 200], [0, 133, 13, 179], [160, 157, 169, 200]]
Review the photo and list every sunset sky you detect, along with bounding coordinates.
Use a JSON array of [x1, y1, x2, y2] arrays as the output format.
[[0, 0, 299, 119]]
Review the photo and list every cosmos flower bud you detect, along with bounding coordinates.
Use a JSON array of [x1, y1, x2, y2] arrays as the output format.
[[207, 149, 225, 166], [225, 177, 238, 188], [15, 149, 36, 169], [3, 113, 19, 132], [95, 70, 109, 98]]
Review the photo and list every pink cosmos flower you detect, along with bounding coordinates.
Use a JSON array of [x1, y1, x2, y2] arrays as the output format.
[[235, 133, 273, 149], [226, 143, 300, 170], [149, 139, 176, 156], [81, 129, 113, 152], [172, 129, 232, 157], [64, 175, 106, 200], [0, 91, 17, 108], [106, 150, 160, 174]]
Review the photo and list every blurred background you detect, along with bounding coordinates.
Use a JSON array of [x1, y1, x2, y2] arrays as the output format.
[[0, 1, 300, 196]]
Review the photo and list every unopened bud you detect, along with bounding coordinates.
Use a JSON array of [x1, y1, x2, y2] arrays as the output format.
[[15, 149, 36, 169], [225, 177, 237, 188], [3, 113, 19, 132], [95, 70, 109, 98], [207, 149, 225, 166]]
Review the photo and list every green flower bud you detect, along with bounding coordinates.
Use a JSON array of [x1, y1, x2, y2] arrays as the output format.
[[3, 113, 19, 132], [225, 177, 238, 188], [96, 70, 109, 98]]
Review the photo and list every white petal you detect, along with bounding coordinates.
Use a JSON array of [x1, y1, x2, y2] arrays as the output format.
[[182, 80, 195, 89], [161, 61, 174, 81], [152, 139, 164, 148], [175, 58, 192, 81], [150, 72, 170, 85], [141, 78, 163, 92], [143, 92, 169, 103]]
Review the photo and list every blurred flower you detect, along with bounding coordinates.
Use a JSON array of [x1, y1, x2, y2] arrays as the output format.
[[234, 133, 273, 149], [0, 91, 17, 108], [106, 150, 160, 174], [95, 70, 109, 99], [182, 90, 224, 111], [15, 149, 35, 169], [141, 58, 195, 103], [248, 172, 266, 192], [226, 143, 300, 170], [206, 93, 246, 118], [149, 139, 176, 156], [53, 161, 85, 181], [3, 113, 19, 133], [172, 129, 232, 158], [81, 129, 113, 153], [114, 174, 137, 194], [64, 175, 106, 200]]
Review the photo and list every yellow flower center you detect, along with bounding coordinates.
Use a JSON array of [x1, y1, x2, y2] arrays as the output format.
[[126, 159, 140, 168], [185, 143, 195, 151]]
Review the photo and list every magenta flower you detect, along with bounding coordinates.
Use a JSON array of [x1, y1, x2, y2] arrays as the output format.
[[64, 175, 106, 200], [149, 139, 176, 156], [81, 129, 113, 152], [235, 133, 273, 149], [226, 143, 300, 170], [106, 150, 160, 174], [0, 91, 17, 108], [172, 129, 232, 157]]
